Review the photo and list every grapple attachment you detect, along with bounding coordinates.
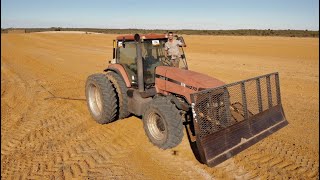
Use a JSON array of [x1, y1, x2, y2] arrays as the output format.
[[190, 72, 288, 167]]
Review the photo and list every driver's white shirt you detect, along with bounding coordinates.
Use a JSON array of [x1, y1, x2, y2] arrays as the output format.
[[165, 40, 183, 59]]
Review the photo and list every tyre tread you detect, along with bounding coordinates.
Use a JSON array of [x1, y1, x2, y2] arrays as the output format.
[[85, 73, 117, 124], [143, 96, 184, 149], [106, 71, 130, 119]]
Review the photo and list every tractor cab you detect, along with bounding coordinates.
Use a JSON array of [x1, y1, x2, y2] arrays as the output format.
[[111, 34, 188, 87]]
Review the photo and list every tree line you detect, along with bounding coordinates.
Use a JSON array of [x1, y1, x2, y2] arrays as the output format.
[[1, 27, 318, 37]]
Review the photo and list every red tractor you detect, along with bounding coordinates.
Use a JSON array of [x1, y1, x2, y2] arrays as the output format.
[[85, 33, 288, 166]]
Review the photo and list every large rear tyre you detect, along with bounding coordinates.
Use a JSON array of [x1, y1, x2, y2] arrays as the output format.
[[143, 97, 184, 149], [106, 71, 130, 119], [85, 74, 117, 124]]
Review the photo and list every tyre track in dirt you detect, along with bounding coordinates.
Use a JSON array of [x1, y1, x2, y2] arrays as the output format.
[[1, 62, 143, 178], [1, 33, 319, 179], [1, 67, 150, 179], [1, 61, 40, 156], [232, 137, 319, 179]]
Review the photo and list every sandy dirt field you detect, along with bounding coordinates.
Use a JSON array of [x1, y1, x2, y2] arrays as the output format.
[[1, 32, 319, 179]]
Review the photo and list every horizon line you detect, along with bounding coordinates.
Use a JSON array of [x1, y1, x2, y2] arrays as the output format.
[[2, 27, 319, 31]]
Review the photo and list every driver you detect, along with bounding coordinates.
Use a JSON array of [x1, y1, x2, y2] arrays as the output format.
[[164, 32, 186, 67]]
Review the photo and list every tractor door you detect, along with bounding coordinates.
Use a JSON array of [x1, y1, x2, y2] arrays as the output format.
[[116, 41, 138, 85], [141, 40, 164, 86]]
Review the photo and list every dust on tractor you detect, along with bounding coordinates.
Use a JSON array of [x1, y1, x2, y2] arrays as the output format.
[[85, 33, 288, 166]]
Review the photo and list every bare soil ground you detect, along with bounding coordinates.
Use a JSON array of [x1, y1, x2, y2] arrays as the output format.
[[1, 33, 319, 179]]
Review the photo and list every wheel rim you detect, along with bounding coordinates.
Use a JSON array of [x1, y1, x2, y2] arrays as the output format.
[[88, 84, 103, 117], [147, 111, 166, 141]]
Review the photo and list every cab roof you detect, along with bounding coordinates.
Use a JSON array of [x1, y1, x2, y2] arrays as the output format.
[[116, 33, 168, 41]]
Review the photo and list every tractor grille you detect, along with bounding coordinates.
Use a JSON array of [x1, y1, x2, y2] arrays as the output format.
[[191, 72, 281, 140]]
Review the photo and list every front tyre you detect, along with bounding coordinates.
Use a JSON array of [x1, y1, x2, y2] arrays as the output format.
[[85, 73, 117, 124], [143, 97, 184, 149]]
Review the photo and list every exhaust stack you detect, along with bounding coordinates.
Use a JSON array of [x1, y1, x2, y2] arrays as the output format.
[[134, 34, 144, 93]]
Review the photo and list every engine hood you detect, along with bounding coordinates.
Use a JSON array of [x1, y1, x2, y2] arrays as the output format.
[[156, 66, 225, 91]]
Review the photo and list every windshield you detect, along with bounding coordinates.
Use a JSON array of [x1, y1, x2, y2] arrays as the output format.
[[141, 39, 188, 69]]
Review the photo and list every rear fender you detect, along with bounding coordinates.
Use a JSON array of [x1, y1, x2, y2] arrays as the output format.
[[104, 64, 131, 88]]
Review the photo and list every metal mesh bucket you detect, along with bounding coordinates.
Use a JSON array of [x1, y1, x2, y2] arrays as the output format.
[[191, 72, 288, 166]]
